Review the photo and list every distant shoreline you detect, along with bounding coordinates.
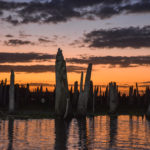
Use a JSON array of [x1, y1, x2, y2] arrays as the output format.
[[0, 107, 146, 120]]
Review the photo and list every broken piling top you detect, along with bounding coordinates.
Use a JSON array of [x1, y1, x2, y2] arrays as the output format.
[[129, 86, 133, 95], [1, 80, 3, 86], [56, 48, 64, 61], [74, 81, 78, 92], [109, 82, 117, 88], [10, 69, 15, 85], [84, 63, 92, 90], [5, 79, 7, 85], [80, 72, 83, 92]]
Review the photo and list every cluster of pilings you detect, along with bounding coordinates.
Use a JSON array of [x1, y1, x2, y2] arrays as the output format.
[[54, 48, 150, 118], [0, 79, 9, 109], [69, 81, 150, 114], [1, 75, 150, 116], [0, 71, 55, 112], [55, 48, 92, 118], [0, 48, 150, 119]]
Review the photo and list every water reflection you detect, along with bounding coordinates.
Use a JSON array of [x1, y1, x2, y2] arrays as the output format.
[[109, 116, 118, 149], [55, 119, 71, 150], [0, 116, 150, 150], [8, 118, 14, 150], [77, 118, 88, 150]]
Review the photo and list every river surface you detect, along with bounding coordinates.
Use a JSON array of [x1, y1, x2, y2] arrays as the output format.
[[0, 115, 150, 150]]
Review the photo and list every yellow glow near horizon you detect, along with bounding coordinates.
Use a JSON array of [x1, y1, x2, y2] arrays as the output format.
[[0, 65, 150, 87]]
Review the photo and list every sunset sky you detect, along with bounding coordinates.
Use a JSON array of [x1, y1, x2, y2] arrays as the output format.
[[0, 0, 150, 90]]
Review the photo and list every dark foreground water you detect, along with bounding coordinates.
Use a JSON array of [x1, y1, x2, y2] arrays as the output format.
[[0, 115, 150, 150]]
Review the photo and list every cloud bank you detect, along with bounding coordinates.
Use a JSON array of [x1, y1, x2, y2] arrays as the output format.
[[67, 55, 150, 68], [0, 0, 150, 25], [83, 26, 150, 48], [0, 64, 86, 73], [0, 52, 55, 63]]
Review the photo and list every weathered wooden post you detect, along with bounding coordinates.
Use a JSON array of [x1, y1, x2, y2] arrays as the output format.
[[9, 70, 15, 112], [55, 48, 70, 118], [146, 105, 150, 118], [108, 82, 118, 113], [146, 86, 150, 119], [0, 80, 3, 106], [129, 86, 134, 106], [72, 81, 79, 112], [3, 79, 7, 106], [93, 86, 98, 113], [77, 63, 92, 116], [88, 81, 93, 112]]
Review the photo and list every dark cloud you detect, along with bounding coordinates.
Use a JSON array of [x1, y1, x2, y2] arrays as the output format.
[[0, 0, 150, 25], [38, 38, 52, 43], [5, 39, 34, 46], [0, 0, 27, 10], [22, 83, 54, 87], [5, 34, 13, 38], [4, 15, 19, 25], [138, 84, 150, 88], [0, 65, 52, 73], [67, 55, 150, 68], [69, 39, 85, 48], [13, 0, 81, 24], [67, 65, 86, 73], [94, 0, 150, 19], [0, 52, 55, 63], [0, 64, 86, 73], [139, 81, 150, 84], [121, 1, 150, 14], [94, 6, 120, 19], [84, 26, 150, 48]]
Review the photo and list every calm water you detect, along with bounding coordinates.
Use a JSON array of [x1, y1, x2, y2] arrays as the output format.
[[0, 115, 150, 150]]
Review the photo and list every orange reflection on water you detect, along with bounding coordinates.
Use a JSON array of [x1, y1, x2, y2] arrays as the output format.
[[0, 116, 150, 149]]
